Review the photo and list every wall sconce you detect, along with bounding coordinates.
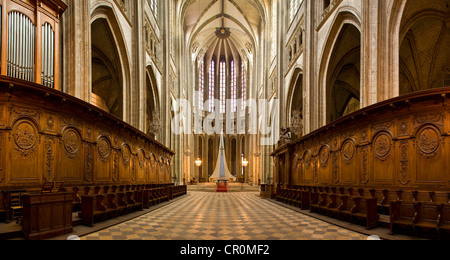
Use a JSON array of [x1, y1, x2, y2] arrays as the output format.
[[242, 158, 249, 168], [195, 158, 203, 167]]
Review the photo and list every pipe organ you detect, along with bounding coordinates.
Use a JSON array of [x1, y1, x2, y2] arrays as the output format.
[[7, 11, 35, 82], [1, 0, 66, 89], [41, 22, 54, 88]]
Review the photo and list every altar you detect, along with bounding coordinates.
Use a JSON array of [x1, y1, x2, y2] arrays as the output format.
[[209, 132, 236, 184]]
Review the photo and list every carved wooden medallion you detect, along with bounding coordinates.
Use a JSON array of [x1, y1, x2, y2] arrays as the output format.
[[342, 140, 355, 163], [122, 144, 131, 166], [138, 150, 145, 168], [319, 146, 330, 168], [98, 137, 111, 161], [63, 128, 81, 157], [15, 121, 36, 150], [418, 127, 440, 159], [304, 150, 312, 168], [14, 120, 37, 158], [374, 133, 392, 160]]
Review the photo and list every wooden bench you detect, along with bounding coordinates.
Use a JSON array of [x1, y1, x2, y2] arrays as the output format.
[[299, 189, 310, 210], [336, 188, 356, 222], [276, 188, 287, 203], [310, 187, 320, 213], [77, 183, 187, 226], [380, 190, 399, 215], [70, 187, 81, 212], [173, 185, 187, 198], [390, 201, 443, 238], [283, 189, 294, 205], [0, 191, 10, 222], [152, 186, 168, 203], [414, 202, 441, 238], [325, 187, 340, 217], [438, 203, 450, 239], [149, 188, 161, 205], [80, 186, 141, 226], [80, 195, 107, 226], [390, 201, 417, 235], [309, 186, 379, 229], [352, 197, 379, 229], [290, 190, 302, 207]]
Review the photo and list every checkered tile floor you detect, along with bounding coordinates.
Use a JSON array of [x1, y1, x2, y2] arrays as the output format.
[[81, 192, 367, 240]]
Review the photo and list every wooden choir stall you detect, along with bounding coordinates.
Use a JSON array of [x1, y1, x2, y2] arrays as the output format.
[[271, 88, 450, 239], [0, 0, 187, 240]]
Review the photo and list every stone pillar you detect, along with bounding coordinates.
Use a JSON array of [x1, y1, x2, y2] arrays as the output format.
[[361, 0, 379, 107], [61, 0, 91, 102]]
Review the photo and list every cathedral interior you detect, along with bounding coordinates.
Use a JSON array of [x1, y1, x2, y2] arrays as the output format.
[[0, 0, 449, 242]]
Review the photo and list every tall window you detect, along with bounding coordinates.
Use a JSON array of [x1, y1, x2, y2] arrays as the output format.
[[198, 60, 204, 111], [272, 2, 277, 58], [149, 0, 158, 19], [208, 60, 215, 112], [290, 0, 303, 23], [219, 60, 226, 114], [241, 62, 247, 111], [231, 60, 237, 113]]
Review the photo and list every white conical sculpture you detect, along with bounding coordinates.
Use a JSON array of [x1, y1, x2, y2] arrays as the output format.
[[210, 132, 236, 182]]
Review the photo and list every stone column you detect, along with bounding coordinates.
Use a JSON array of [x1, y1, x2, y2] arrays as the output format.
[[361, 0, 379, 107], [61, 0, 91, 102]]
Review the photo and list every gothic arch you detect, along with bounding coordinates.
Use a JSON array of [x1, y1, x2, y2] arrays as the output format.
[[230, 138, 237, 176], [286, 68, 303, 134], [90, 5, 131, 121], [387, 0, 408, 98], [207, 137, 215, 182], [388, 0, 450, 97], [399, 1, 450, 95], [318, 10, 361, 126], [146, 66, 161, 138]]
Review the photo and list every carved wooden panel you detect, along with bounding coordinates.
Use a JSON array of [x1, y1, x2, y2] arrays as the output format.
[[0, 77, 173, 189], [136, 149, 146, 182], [95, 136, 112, 183], [43, 136, 56, 182], [303, 150, 313, 183], [340, 139, 358, 184], [60, 127, 83, 183], [291, 154, 301, 184], [9, 118, 40, 185], [415, 125, 443, 184], [271, 87, 450, 192], [371, 131, 396, 184], [119, 144, 132, 183], [318, 145, 331, 184]]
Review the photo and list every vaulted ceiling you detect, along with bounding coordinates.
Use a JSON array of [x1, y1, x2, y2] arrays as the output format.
[[181, 0, 266, 62]]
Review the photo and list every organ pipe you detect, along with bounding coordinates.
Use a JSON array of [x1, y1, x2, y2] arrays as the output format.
[[7, 11, 35, 83], [42, 23, 55, 88], [0, 1, 66, 89]]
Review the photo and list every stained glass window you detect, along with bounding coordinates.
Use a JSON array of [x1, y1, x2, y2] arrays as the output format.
[[198, 59, 204, 111], [208, 60, 215, 112], [231, 60, 237, 113], [219, 60, 226, 114], [241, 62, 247, 111]]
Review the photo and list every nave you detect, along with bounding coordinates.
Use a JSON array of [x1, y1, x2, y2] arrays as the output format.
[[80, 192, 369, 241]]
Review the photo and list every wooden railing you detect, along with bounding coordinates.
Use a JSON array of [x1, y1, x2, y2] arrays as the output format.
[[272, 87, 450, 192], [0, 76, 174, 190]]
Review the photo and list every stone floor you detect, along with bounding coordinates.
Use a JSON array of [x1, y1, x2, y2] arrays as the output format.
[[81, 192, 369, 240]]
